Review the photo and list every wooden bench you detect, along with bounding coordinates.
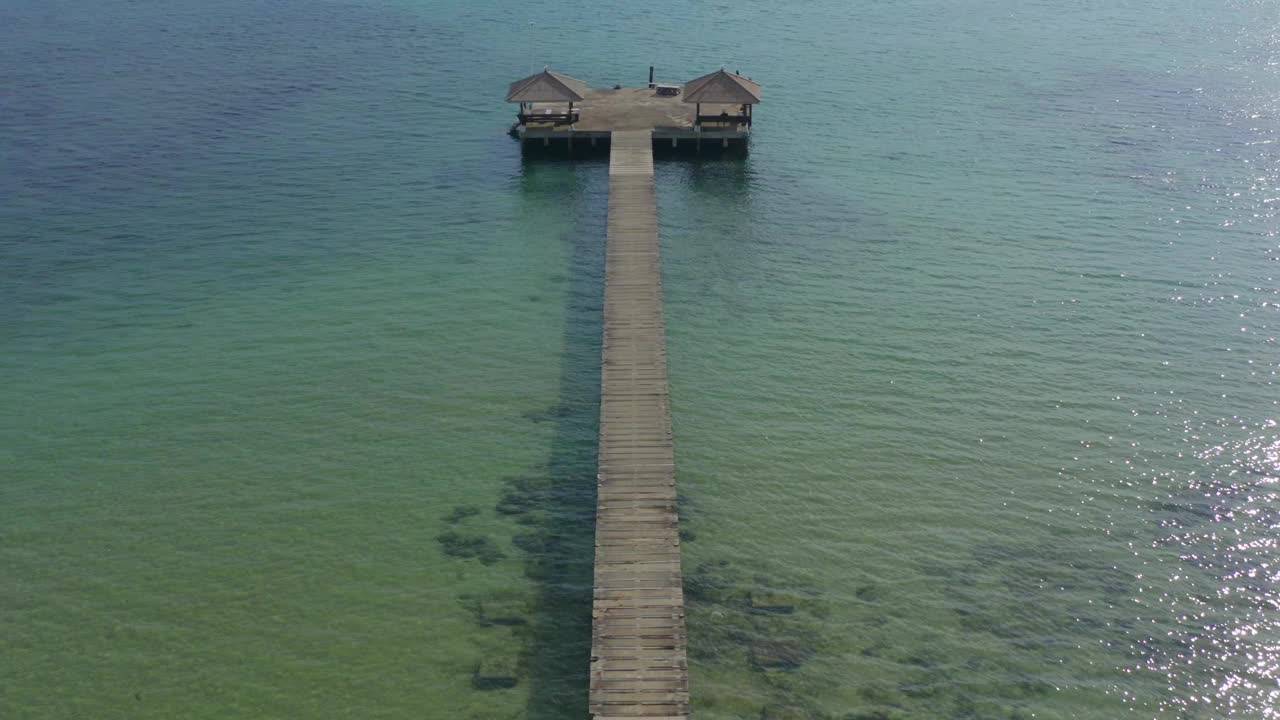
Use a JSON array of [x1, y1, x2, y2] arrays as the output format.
[[518, 111, 580, 126], [696, 114, 750, 126]]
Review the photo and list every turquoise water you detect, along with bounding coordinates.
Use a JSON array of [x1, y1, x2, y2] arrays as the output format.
[[3, 0, 1278, 718]]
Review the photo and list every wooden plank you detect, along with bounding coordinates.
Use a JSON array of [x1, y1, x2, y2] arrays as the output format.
[[590, 130, 688, 719]]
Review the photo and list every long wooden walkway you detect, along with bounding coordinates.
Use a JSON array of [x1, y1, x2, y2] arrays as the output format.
[[589, 130, 689, 720]]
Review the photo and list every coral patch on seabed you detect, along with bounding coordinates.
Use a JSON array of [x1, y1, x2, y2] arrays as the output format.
[[473, 655, 522, 690], [445, 504, 482, 524], [461, 592, 531, 628], [683, 555, 836, 716], [494, 474, 555, 520], [436, 530, 505, 565], [749, 638, 816, 673]]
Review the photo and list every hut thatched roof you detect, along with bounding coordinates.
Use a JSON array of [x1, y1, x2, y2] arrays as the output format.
[[682, 69, 761, 104], [506, 70, 588, 103]]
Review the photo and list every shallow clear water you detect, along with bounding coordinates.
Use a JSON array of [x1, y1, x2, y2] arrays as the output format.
[[3, 0, 1278, 718]]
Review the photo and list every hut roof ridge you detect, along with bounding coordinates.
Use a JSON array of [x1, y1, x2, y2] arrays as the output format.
[[506, 69, 588, 103], [682, 69, 761, 104]]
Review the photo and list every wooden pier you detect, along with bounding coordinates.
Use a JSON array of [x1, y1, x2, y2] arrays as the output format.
[[589, 130, 689, 720], [505, 68, 761, 717]]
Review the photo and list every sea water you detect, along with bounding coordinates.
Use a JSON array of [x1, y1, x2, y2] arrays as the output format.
[[3, 0, 1278, 718]]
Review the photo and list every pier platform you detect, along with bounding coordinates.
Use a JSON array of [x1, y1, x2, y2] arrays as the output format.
[[589, 130, 689, 719], [516, 86, 750, 146]]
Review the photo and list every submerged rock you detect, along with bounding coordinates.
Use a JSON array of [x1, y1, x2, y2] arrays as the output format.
[[854, 584, 886, 602], [760, 704, 808, 720], [521, 404, 573, 424], [437, 531, 504, 565], [469, 593, 529, 628], [748, 591, 800, 615], [511, 532, 544, 554], [686, 559, 747, 606], [495, 475, 553, 517], [749, 638, 815, 672], [472, 655, 521, 690], [856, 682, 904, 707], [843, 710, 906, 720], [445, 504, 480, 524]]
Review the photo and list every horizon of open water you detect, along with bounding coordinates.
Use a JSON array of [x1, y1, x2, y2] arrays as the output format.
[[2, 0, 1278, 718]]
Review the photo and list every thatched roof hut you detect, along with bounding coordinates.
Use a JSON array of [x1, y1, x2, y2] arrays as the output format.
[[506, 70, 588, 103], [682, 69, 762, 105]]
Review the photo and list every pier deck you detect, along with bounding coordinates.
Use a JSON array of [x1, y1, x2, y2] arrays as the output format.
[[519, 87, 749, 144], [589, 130, 689, 720]]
